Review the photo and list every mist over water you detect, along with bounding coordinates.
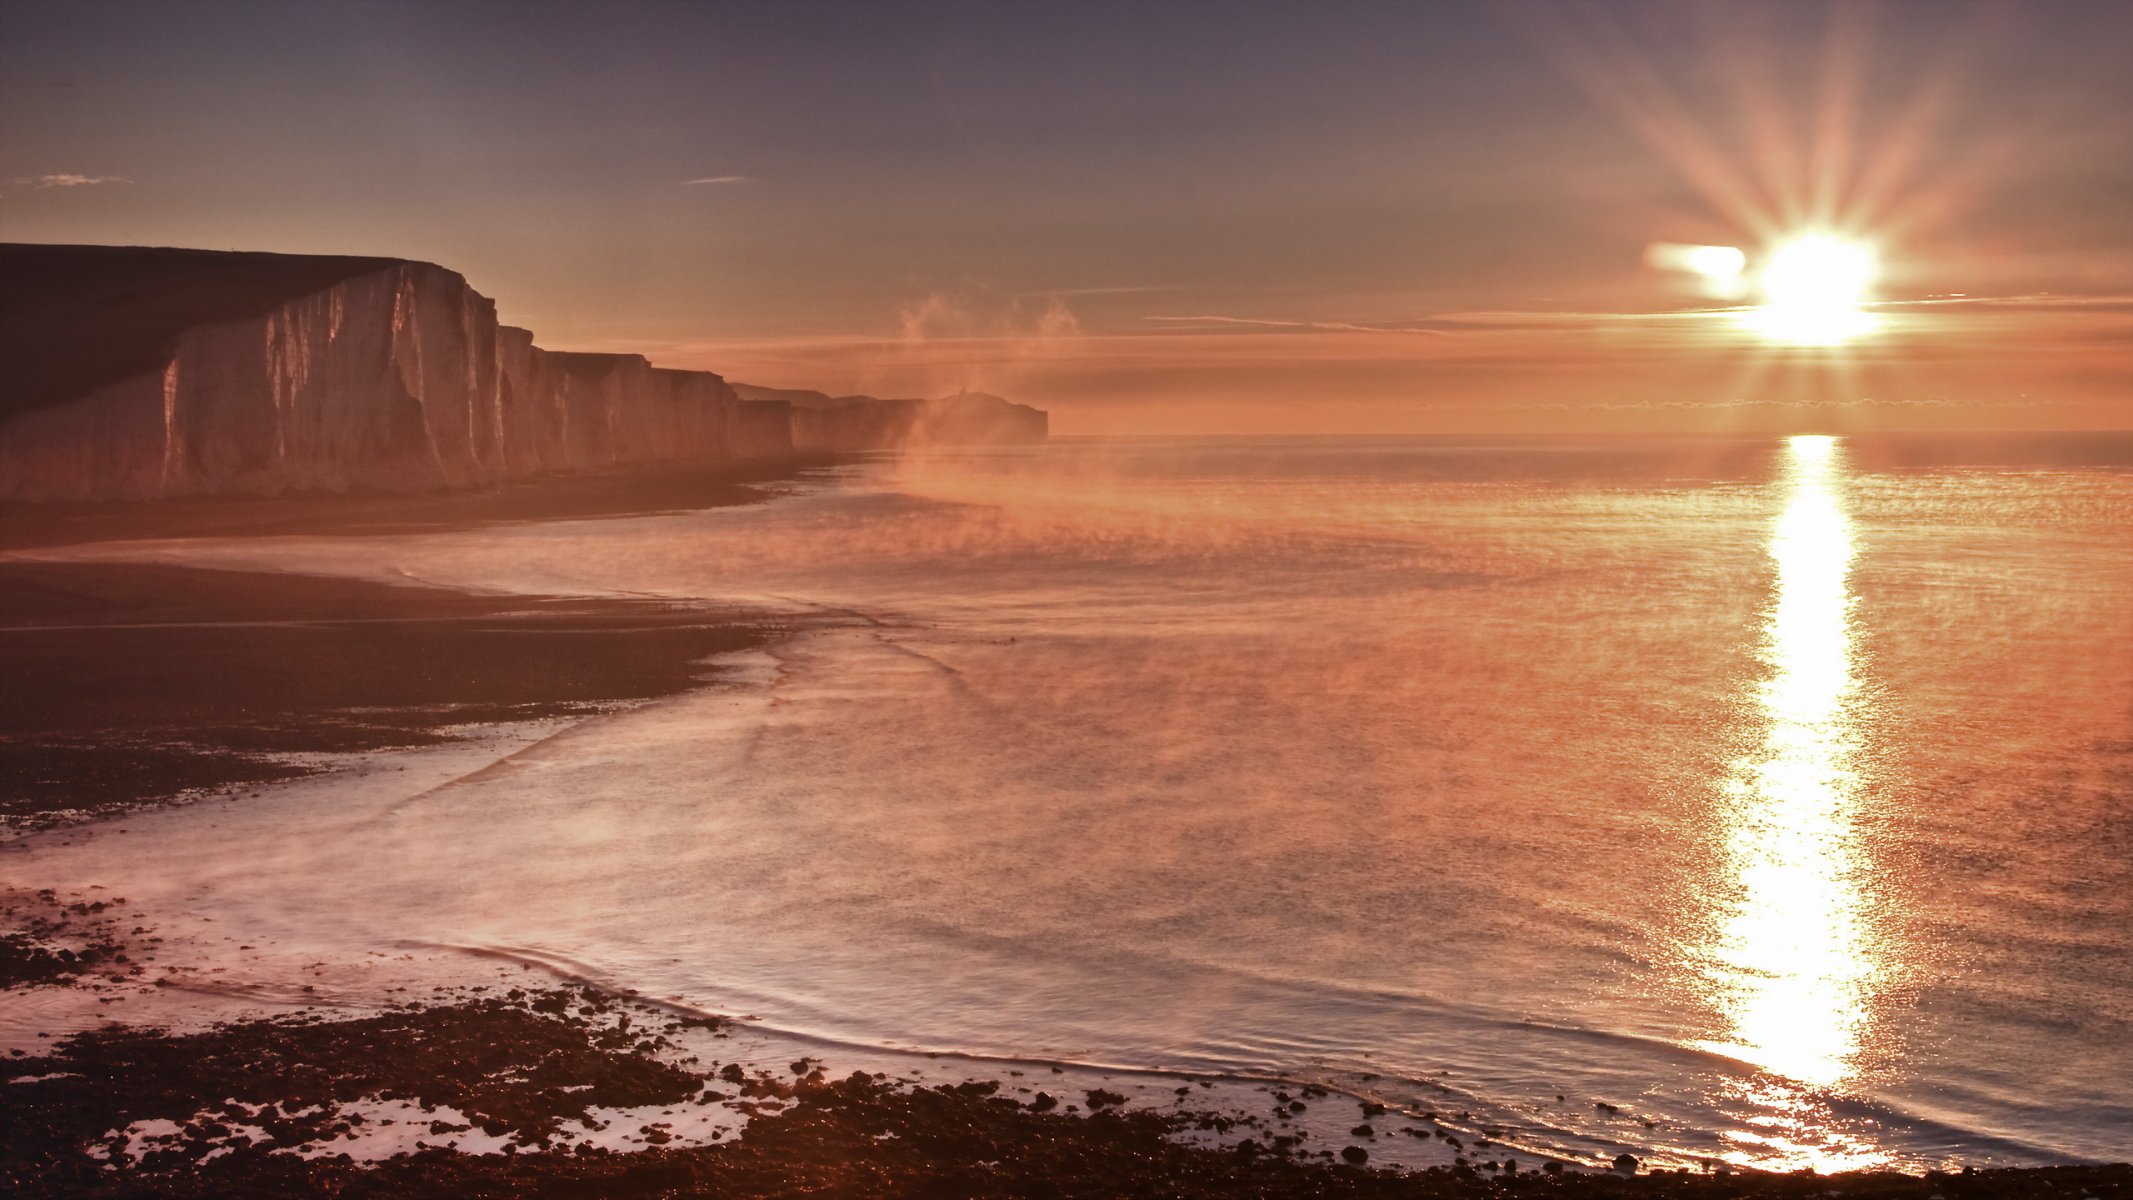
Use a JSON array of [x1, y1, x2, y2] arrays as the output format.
[[18, 435, 2133, 1171]]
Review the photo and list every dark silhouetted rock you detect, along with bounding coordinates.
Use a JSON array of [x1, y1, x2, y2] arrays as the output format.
[[1085, 1088, 1126, 1110]]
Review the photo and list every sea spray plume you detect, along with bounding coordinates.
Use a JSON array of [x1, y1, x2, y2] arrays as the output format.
[[871, 444, 1435, 570], [861, 438, 1721, 577], [883, 289, 1083, 399]]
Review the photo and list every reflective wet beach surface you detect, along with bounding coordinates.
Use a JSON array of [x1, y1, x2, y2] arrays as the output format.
[[12, 435, 2131, 1170]]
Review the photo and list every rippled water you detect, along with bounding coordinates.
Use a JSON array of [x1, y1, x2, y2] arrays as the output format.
[[18, 434, 2133, 1169]]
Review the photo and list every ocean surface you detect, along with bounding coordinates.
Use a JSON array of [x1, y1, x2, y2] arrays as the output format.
[[17, 434, 2133, 1170]]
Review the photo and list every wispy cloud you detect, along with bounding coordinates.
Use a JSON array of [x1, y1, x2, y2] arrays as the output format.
[[17, 173, 131, 189], [1142, 314, 1459, 335], [680, 175, 752, 186], [1877, 293, 2133, 314], [1010, 285, 1189, 299]]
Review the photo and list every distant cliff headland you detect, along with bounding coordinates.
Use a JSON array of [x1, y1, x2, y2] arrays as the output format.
[[0, 244, 1046, 502]]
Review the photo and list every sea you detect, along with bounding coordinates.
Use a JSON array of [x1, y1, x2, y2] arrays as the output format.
[[11, 433, 2132, 1171]]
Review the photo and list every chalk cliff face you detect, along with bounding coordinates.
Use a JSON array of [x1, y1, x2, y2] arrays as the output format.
[[0, 244, 1045, 502], [0, 247, 742, 501]]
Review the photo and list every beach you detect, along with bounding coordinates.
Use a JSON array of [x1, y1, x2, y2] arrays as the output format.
[[0, 559, 782, 833], [5, 438, 2131, 1195], [0, 457, 833, 837]]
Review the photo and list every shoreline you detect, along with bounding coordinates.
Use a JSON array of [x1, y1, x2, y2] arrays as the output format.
[[1, 454, 860, 832], [0, 453, 854, 551], [4, 469, 2129, 1195]]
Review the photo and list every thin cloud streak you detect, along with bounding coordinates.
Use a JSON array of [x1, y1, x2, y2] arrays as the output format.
[[1144, 315, 1458, 336], [1011, 285, 1192, 299], [1878, 293, 2133, 314], [680, 175, 752, 185], [17, 174, 131, 189]]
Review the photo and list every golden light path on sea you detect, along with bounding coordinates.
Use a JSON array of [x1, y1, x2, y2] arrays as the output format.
[[1700, 435, 1890, 1171]]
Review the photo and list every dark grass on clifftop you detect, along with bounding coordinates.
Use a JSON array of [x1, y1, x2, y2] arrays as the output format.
[[4, 992, 2128, 1199], [0, 244, 405, 420]]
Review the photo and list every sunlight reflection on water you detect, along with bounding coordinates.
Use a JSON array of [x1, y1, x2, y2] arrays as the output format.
[[1699, 434, 1889, 1170]]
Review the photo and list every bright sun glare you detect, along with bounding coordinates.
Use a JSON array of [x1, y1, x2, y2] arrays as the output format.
[[1746, 235, 1881, 346]]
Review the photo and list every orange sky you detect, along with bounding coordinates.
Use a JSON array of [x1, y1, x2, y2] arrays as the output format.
[[3, 1, 2129, 434], [618, 302, 2133, 436]]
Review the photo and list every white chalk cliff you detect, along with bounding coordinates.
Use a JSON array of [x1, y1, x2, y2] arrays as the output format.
[[0, 244, 1044, 502]]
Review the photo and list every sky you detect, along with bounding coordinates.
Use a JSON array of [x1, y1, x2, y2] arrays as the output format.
[[3, 0, 2130, 434]]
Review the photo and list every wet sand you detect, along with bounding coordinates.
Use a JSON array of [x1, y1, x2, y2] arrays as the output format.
[[0, 560, 781, 832], [0, 453, 843, 830]]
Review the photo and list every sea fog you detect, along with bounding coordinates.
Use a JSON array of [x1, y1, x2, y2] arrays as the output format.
[[11, 434, 2132, 1171]]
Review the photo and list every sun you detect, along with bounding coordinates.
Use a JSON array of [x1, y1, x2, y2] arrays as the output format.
[[1746, 235, 1881, 346]]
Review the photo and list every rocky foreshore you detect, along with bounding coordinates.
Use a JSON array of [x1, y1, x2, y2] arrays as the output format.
[[6, 984, 2129, 1198]]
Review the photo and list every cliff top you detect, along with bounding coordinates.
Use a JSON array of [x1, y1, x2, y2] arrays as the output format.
[[0, 243, 419, 418], [732, 382, 1032, 415], [546, 350, 654, 381], [730, 382, 884, 409]]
